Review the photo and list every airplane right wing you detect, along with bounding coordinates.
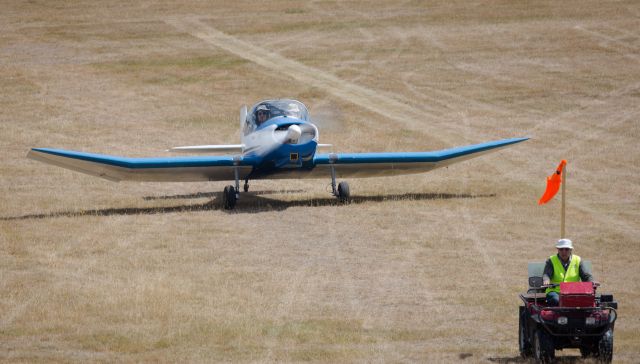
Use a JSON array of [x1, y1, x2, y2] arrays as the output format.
[[27, 148, 254, 182]]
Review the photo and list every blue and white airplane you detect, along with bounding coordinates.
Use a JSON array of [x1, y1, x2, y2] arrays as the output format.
[[28, 99, 528, 209]]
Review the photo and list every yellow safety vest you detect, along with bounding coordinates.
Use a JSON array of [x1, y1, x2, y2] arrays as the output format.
[[546, 254, 581, 294]]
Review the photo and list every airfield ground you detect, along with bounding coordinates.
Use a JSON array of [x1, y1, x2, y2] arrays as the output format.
[[1, 1, 639, 362]]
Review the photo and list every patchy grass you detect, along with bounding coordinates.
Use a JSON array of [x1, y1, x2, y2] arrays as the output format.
[[92, 55, 248, 85], [1, 1, 639, 363]]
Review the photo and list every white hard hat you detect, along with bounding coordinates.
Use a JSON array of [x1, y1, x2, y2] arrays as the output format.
[[556, 238, 573, 249]]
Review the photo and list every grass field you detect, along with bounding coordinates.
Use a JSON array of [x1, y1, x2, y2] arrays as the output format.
[[2, 1, 639, 362]]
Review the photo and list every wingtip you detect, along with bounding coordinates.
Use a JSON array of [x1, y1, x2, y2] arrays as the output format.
[[27, 147, 46, 158], [504, 137, 529, 144], [30, 147, 59, 153]]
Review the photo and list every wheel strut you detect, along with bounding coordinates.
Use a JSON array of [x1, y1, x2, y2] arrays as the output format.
[[330, 165, 338, 196], [328, 154, 350, 202], [329, 153, 338, 196], [233, 156, 241, 200]]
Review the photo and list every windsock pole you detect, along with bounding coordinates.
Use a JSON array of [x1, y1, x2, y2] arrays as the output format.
[[538, 159, 568, 236], [560, 163, 566, 238]]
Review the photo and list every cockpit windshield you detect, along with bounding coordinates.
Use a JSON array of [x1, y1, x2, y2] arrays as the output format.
[[247, 99, 309, 129]]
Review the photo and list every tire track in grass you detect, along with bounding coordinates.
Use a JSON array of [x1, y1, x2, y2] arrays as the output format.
[[164, 16, 513, 298], [164, 16, 454, 141], [574, 25, 640, 62], [163, 15, 639, 300]]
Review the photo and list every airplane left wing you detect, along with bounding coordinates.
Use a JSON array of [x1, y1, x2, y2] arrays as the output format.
[[311, 137, 528, 178], [27, 148, 253, 182]]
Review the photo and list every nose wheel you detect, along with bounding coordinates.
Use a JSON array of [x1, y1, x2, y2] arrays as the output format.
[[223, 185, 237, 210]]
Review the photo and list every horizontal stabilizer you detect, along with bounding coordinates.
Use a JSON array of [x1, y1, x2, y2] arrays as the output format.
[[168, 144, 243, 153]]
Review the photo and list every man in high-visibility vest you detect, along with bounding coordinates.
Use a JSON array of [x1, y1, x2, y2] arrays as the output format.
[[542, 238, 594, 306]]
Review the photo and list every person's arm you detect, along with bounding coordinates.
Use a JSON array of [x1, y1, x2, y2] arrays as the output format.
[[579, 260, 594, 282], [542, 258, 553, 285]]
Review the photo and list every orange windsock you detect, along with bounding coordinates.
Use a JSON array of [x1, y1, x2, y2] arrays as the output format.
[[538, 160, 567, 205]]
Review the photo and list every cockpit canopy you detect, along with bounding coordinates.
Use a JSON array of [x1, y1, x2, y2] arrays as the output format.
[[247, 99, 309, 128]]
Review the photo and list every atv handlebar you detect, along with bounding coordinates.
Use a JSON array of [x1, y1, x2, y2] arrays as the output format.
[[536, 282, 600, 289]]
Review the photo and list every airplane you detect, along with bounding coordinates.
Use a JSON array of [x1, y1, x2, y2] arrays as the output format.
[[28, 99, 528, 209]]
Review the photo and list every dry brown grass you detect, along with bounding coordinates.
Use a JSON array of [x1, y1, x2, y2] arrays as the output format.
[[2, 1, 639, 362]]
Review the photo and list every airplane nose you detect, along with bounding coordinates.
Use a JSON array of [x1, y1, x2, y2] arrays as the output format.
[[286, 124, 302, 144]]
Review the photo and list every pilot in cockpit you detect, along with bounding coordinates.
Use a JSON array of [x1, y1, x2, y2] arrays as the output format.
[[255, 104, 270, 126]]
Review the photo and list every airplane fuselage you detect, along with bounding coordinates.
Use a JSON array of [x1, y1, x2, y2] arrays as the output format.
[[241, 116, 320, 177]]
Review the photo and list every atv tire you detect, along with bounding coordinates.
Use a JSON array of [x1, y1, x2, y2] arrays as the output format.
[[533, 329, 554, 363], [518, 307, 532, 358], [597, 329, 613, 363]]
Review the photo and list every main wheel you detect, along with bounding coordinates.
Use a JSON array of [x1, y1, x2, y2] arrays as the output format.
[[533, 329, 554, 363], [519, 307, 532, 358], [597, 329, 613, 363], [223, 185, 237, 210], [337, 181, 350, 202]]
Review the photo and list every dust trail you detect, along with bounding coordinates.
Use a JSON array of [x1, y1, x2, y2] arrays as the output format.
[[164, 17, 443, 138]]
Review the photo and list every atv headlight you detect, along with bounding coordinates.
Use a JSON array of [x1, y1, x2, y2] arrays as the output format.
[[557, 316, 568, 325], [585, 317, 596, 325]]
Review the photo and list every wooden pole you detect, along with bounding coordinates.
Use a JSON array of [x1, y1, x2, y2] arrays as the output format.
[[560, 164, 566, 238]]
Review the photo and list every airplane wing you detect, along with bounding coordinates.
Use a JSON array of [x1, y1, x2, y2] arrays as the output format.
[[311, 137, 528, 178], [27, 148, 253, 182], [168, 144, 243, 153], [28, 137, 526, 182]]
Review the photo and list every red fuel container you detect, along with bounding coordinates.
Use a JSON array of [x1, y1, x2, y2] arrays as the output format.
[[560, 282, 595, 307]]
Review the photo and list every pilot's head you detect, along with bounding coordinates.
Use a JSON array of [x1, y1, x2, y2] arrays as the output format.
[[255, 105, 270, 125]]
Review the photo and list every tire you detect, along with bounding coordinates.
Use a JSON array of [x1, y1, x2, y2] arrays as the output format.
[[223, 185, 237, 210], [337, 181, 350, 202], [597, 329, 613, 363], [519, 307, 532, 358], [533, 329, 554, 363]]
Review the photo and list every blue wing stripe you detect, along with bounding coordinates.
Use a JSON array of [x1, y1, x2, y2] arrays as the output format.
[[313, 137, 528, 164], [30, 148, 245, 168]]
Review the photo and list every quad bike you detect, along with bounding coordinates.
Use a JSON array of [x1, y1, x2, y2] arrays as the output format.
[[518, 262, 617, 363]]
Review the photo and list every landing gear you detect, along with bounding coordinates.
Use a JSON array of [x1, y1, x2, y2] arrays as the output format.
[[222, 158, 241, 210], [337, 181, 350, 202], [243, 179, 249, 192], [329, 161, 350, 202], [223, 185, 237, 210]]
